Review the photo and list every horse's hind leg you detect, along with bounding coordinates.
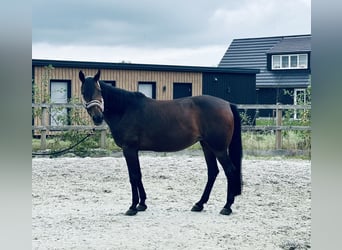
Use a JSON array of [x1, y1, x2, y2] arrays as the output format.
[[191, 141, 219, 212], [216, 151, 237, 215], [136, 181, 147, 211]]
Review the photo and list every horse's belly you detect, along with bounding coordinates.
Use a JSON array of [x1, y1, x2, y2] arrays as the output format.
[[140, 130, 200, 152]]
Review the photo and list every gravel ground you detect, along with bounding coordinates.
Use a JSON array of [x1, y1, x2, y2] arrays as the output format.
[[32, 153, 311, 250]]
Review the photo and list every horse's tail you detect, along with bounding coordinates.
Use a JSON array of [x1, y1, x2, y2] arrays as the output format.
[[229, 103, 243, 196]]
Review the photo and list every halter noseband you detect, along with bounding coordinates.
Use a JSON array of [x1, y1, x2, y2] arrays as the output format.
[[83, 80, 104, 112], [84, 98, 104, 112]]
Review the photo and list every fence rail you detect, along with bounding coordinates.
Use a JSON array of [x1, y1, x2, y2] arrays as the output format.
[[32, 103, 311, 150]]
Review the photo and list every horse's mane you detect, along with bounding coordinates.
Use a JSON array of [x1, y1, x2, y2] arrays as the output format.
[[99, 81, 145, 114]]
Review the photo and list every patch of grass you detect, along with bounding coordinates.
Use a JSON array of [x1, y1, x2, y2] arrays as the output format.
[[256, 118, 276, 126], [187, 142, 202, 150], [32, 130, 310, 158], [32, 138, 70, 151], [242, 131, 275, 150], [242, 131, 310, 151]]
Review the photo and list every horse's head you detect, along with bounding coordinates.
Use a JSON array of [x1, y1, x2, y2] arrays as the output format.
[[79, 70, 104, 125]]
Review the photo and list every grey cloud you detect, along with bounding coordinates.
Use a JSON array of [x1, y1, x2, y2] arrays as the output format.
[[32, 0, 237, 47], [32, 0, 310, 48]]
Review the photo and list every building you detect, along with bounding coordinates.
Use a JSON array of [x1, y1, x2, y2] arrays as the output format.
[[219, 34, 311, 117], [32, 59, 258, 128]]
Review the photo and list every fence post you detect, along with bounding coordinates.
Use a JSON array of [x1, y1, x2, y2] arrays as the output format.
[[276, 103, 282, 150], [100, 129, 106, 148], [40, 106, 48, 150]]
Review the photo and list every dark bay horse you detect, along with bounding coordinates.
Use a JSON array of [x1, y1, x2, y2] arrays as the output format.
[[79, 70, 242, 216]]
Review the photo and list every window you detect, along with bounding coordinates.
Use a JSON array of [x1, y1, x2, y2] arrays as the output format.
[[290, 55, 297, 68], [50, 80, 71, 126], [104, 80, 116, 87], [272, 54, 308, 70], [272, 55, 281, 69], [294, 88, 307, 120], [138, 82, 156, 99], [282, 56, 289, 68], [299, 55, 308, 68]]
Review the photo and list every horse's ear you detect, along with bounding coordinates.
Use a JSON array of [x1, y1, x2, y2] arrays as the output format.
[[94, 70, 101, 82], [79, 71, 85, 83]]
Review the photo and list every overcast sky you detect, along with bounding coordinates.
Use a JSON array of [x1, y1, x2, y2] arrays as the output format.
[[32, 0, 311, 66]]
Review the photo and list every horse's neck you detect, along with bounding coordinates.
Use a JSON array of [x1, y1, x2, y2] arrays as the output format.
[[101, 84, 135, 115]]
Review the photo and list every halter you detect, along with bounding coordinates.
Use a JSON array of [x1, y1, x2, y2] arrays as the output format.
[[84, 98, 104, 112], [83, 81, 104, 112]]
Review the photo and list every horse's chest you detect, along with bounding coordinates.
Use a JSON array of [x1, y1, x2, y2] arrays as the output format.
[[107, 121, 140, 148]]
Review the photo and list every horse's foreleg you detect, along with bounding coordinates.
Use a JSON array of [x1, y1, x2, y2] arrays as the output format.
[[123, 148, 147, 216]]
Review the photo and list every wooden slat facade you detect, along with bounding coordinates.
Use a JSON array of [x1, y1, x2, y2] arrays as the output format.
[[33, 66, 202, 102], [32, 64, 202, 129], [32, 59, 258, 131]]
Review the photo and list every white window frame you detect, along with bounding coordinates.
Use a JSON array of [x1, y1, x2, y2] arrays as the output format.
[[272, 54, 308, 70], [294, 88, 307, 120], [50, 81, 69, 126]]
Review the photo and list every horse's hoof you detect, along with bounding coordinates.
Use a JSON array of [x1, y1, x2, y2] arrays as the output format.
[[137, 204, 147, 211], [220, 207, 232, 215], [191, 204, 204, 212], [125, 208, 138, 216]]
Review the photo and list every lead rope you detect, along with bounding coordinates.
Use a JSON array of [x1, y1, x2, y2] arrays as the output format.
[[32, 130, 95, 157], [33, 87, 104, 156]]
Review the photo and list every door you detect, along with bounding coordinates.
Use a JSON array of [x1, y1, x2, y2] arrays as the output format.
[[50, 81, 70, 126], [173, 83, 192, 99]]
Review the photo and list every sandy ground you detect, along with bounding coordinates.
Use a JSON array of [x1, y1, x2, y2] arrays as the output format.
[[32, 153, 311, 250]]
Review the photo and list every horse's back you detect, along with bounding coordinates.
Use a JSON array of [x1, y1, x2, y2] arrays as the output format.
[[191, 95, 233, 121], [146, 95, 233, 129], [191, 95, 230, 109]]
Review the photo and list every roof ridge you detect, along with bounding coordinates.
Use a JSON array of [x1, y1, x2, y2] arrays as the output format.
[[233, 34, 311, 41]]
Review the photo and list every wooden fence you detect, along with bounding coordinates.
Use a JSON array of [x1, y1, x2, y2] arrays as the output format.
[[32, 103, 311, 151]]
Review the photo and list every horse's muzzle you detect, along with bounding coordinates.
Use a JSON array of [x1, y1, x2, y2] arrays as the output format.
[[93, 114, 104, 125]]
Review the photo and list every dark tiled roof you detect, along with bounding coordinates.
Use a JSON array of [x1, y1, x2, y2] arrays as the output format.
[[267, 35, 311, 54], [219, 34, 311, 88], [32, 59, 259, 75]]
